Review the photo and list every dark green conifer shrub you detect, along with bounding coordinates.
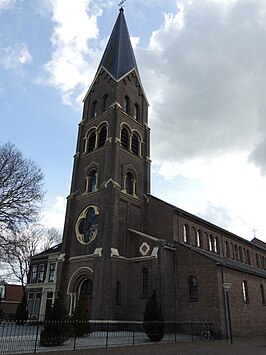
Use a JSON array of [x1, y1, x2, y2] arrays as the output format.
[[40, 292, 70, 346], [143, 290, 165, 342], [15, 294, 28, 325], [71, 295, 91, 337]]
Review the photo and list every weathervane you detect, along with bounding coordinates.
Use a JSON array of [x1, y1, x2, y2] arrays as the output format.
[[118, 0, 127, 8]]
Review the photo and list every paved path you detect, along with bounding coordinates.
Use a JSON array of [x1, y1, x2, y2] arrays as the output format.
[[38, 337, 266, 355]]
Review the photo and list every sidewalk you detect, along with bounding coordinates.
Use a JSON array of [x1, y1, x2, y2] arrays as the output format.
[[38, 337, 266, 355]]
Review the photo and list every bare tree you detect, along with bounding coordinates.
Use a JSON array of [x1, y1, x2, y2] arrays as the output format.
[[0, 142, 45, 235], [0, 226, 62, 288], [42, 227, 62, 251]]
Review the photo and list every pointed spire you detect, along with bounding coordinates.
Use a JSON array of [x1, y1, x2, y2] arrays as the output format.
[[97, 8, 139, 81]]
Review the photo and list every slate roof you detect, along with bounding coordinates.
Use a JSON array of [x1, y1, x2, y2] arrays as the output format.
[[30, 243, 62, 259], [97, 8, 139, 81], [180, 242, 266, 279]]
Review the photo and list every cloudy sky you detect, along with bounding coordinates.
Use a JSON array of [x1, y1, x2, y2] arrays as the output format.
[[1, 0, 266, 242]]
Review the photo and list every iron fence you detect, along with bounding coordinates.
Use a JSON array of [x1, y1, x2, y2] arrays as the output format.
[[0, 320, 211, 354]]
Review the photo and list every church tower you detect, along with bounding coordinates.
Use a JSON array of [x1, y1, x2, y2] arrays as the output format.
[[57, 8, 152, 320]]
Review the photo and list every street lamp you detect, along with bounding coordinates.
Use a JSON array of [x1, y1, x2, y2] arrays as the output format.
[[222, 282, 233, 344]]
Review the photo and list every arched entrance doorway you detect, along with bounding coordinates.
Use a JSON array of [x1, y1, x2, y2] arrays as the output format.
[[78, 278, 93, 317]]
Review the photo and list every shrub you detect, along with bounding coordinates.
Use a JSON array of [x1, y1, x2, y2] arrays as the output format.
[[40, 292, 71, 346], [143, 290, 165, 342], [15, 294, 28, 325], [71, 295, 91, 337]]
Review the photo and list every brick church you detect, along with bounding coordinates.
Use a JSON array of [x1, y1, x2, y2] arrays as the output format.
[[28, 8, 266, 338]]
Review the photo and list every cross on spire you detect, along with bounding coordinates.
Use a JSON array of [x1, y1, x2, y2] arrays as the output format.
[[118, 0, 127, 8], [251, 228, 258, 238]]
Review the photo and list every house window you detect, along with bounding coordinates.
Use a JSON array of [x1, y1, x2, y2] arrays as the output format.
[[123, 95, 130, 114], [33, 293, 42, 315], [102, 94, 109, 112], [116, 281, 121, 305], [242, 280, 249, 303], [183, 224, 189, 243], [121, 127, 129, 149], [88, 131, 96, 152], [98, 126, 107, 148], [125, 172, 135, 195], [27, 293, 34, 315], [260, 284, 265, 304], [38, 264, 45, 283], [188, 276, 198, 301], [31, 266, 38, 284], [48, 263, 56, 282], [134, 103, 140, 121], [0, 285, 5, 299], [131, 133, 139, 156], [91, 100, 98, 118], [86, 170, 97, 193], [141, 268, 149, 295]]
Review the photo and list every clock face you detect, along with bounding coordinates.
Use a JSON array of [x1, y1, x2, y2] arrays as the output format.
[[75, 206, 99, 245]]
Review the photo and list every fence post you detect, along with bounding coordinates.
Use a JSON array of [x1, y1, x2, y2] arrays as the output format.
[[73, 320, 77, 350], [105, 321, 109, 348], [34, 322, 40, 353], [190, 322, 194, 341], [175, 321, 177, 343], [133, 321, 135, 346]]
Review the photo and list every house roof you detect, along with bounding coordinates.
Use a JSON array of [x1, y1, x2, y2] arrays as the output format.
[[97, 8, 140, 81], [30, 243, 62, 259]]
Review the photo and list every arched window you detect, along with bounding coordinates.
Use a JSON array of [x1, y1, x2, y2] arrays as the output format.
[[134, 103, 140, 121], [260, 284, 265, 304], [131, 133, 139, 156], [242, 280, 249, 303], [80, 279, 93, 296], [141, 268, 149, 295], [86, 170, 97, 193], [183, 224, 189, 243], [123, 95, 130, 114], [121, 127, 130, 149], [247, 250, 251, 264], [91, 100, 98, 118], [214, 237, 219, 254], [98, 125, 107, 148], [125, 172, 135, 195], [239, 246, 243, 262], [88, 131, 96, 152], [188, 276, 198, 301], [116, 281, 121, 305], [196, 230, 202, 248], [102, 94, 109, 112], [209, 235, 214, 252], [225, 241, 230, 258], [235, 245, 239, 261], [256, 253, 260, 268]]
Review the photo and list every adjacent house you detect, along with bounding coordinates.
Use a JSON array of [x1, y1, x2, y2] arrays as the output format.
[[0, 280, 23, 319], [26, 243, 61, 321]]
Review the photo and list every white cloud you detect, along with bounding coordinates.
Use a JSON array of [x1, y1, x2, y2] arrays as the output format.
[[42, 196, 66, 230], [0, 0, 15, 13], [40, 0, 115, 106], [0, 43, 32, 72]]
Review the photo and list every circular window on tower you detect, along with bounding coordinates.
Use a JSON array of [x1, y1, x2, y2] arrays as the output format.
[[75, 206, 99, 245]]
